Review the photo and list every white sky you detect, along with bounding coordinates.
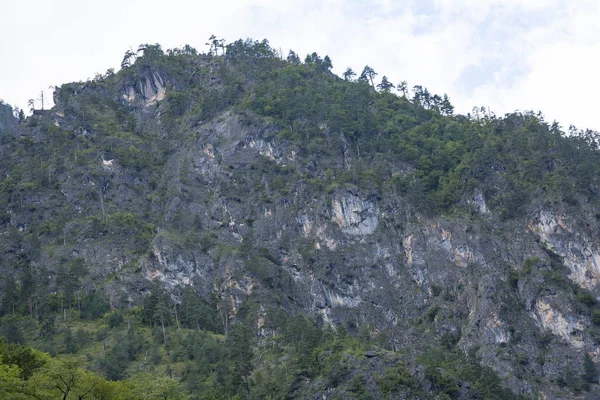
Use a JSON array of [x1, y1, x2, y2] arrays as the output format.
[[1, 0, 599, 130]]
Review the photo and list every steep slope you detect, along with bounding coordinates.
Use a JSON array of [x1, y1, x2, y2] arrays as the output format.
[[2, 40, 600, 398], [0, 101, 17, 133]]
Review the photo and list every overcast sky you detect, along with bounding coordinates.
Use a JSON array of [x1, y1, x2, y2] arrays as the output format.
[[1, 0, 599, 130]]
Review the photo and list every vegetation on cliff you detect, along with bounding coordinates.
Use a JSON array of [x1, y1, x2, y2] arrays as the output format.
[[1, 38, 600, 398]]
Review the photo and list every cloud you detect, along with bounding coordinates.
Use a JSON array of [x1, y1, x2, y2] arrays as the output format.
[[0, 0, 599, 130]]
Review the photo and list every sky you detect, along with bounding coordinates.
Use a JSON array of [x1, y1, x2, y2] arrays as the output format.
[[1, 0, 599, 131]]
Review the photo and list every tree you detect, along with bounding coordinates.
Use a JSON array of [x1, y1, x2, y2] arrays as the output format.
[[38, 301, 55, 336], [412, 85, 423, 105], [120, 50, 137, 69], [441, 94, 454, 116], [27, 99, 35, 113], [287, 50, 300, 65], [128, 373, 191, 400], [305, 52, 321, 65], [217, 38, 226, 55], [179, 287, 218, 332], [359, 65, 377, 88], [206, 35, 225, 55], [56, 258, 88, 321], [0, 317, 24, 344], [583, 353, 598, 384], [137, 44, 163, 61], [141, 283, 172, 346], [27, 357, 104, 400], [182, 44, 198, 55], [228, 324, 253, 392], [397, 81, 408, 97], [34, 265, 50, 320], [342, 67, 356, 81], [422, 87, 431, 108], [19, 262, 35, 317], [321, 55, 333, 71], [0, 277, 19, 316], [1, 341, 50, 379], [12, 105, 22, 121], [118, 291, 132, 330], [0, 363, 25, 399], [377, 76, 395, 92], [63, 328, 78, 354], [431, 94, 442, 111]]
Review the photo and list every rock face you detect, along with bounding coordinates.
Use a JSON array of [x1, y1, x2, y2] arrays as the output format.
[[4, 51, 600, 399], [530, 210, 600, 290], [122, 69, 166, 106], [534, 299, 585, 349], [331, 191, 378, 235]]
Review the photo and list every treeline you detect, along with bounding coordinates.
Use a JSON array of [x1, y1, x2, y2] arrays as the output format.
[[0, 263, 222, 341], [1, 306, 521, 399]]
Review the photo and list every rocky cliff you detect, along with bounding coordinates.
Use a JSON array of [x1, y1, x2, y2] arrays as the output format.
[[2, 40, 600, 398]]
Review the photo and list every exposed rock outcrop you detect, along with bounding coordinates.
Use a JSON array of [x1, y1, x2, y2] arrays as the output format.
[[331, 191, 378, 235], [122, 69, 166, 106]]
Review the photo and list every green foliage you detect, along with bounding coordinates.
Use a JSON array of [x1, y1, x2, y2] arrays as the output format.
[[107, 311, 124, 328], [63, 328, 78, 354], [0, 316, 25, 344], [0, 302, 521, 400], [98, 330, 146, 380], [199, 231, 217, 252], [576, 289, 597, 307], [0, 339, 50, 379], [179, 287, 220, 332], [508, 266, 520, 288], [583, 353, 598, 384], [106, 212, 156, 253], [0, 362, 26, 400], [419, 347, 517, 400], [227, 323, 254, 392], [426, 305, 440, 322], [378, 362, 419, 396], [430, 283, 442, 297], [80, 292, 110, 319], [140, 283, 172, 328], [523, 257, 539, 274], [0, 277, 20, 317], [128, 372, 191, 399]]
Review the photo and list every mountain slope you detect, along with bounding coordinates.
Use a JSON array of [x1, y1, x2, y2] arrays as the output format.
[[2, 39, 600, 399]]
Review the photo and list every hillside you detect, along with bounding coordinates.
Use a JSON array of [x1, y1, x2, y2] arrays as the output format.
[[2, 39, 600, 399]]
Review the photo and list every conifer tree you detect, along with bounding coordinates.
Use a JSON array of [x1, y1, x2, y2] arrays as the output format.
[[377, 76, 395, 92]]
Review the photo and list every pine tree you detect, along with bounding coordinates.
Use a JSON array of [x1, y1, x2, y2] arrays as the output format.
[[359, 65, 377, 88], [0, 277, 19, 316], [228, 323, 253, 392], [377, 76, 395, 92], [342, 67, 356, 81]]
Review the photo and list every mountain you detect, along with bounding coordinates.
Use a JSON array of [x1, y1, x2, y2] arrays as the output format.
[[2, 39, 600, 399]]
